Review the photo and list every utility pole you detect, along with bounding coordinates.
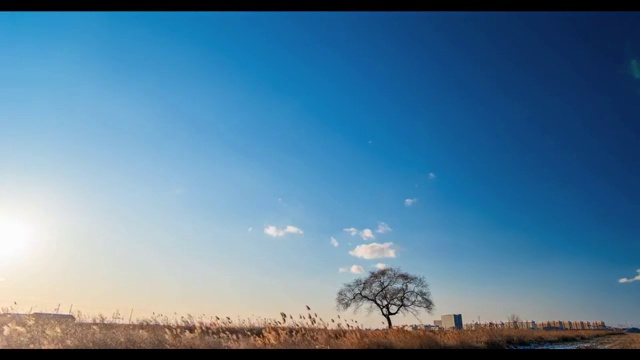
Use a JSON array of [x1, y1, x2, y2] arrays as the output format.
[[129, 309, 134, 324], [68, 304, 73, 315]]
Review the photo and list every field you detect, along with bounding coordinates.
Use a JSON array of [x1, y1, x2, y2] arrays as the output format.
[[599, 334, 640, 349], [0, 311, 625, 349]]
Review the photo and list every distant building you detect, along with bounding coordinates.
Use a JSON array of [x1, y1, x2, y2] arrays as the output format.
[[519, 321, 536, 330], [536, 320, 605, 331], [464, 322, 485, 330], [441, 314, 463, 330], [30, 313, 75, 323], [0, 313, 29, 325], [594, 321, 606, 329], [0, 312, 75, 325], [433, 320, 442, 327], [395, 324, 442, 331]]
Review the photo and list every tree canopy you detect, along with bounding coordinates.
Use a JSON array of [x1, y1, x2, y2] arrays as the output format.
[[336, 267, 434, 328]]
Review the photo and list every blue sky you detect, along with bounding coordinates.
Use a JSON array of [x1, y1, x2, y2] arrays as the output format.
[[0, 12, 639, 328]]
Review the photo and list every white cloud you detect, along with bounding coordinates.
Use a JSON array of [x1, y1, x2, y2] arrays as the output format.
[[285, 225, 303, 234], [248, 227, 253, 232], [374, 263, 387, 270], [359, 228, 375, 241], [618, 269, 640, 284], [343, 228, 358, 236], [349, 242, 397, 259], [339, 265, 364, 274], [376, 222, 392, 234], [428, 172, 437, 180], [330, 236, 339, 247], [264, 225, 304, 237], [404, 198, 418, 207]]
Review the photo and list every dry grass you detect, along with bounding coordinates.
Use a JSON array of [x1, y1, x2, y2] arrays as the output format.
[[0, 309, 624, 349], [603, 334, 640, 349]]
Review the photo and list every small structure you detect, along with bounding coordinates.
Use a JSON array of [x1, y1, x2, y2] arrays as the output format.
[[0, 313, 30, 325], [441, 314, 463, 330], [30, 313, 76, 323], [0, 312, 75, 324]]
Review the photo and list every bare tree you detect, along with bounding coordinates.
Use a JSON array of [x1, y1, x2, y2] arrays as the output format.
[[336, 267, 434, 329], [507, 314, 521, 329]]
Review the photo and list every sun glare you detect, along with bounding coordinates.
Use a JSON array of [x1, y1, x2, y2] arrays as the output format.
[[0, 218, 33, 263]]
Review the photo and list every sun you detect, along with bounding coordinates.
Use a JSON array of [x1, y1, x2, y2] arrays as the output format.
[[0, 218, 33, 263]]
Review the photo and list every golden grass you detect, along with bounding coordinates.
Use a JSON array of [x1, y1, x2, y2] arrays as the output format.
[[0, 310, 625, 349], [603, 334, 640, 349]]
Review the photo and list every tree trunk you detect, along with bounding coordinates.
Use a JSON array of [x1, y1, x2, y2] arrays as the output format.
[[386, 316, 392, 329]]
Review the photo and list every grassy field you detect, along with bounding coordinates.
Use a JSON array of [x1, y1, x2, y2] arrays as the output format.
[[600, 334, 640, 349], [0, 311, 624, 348]]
